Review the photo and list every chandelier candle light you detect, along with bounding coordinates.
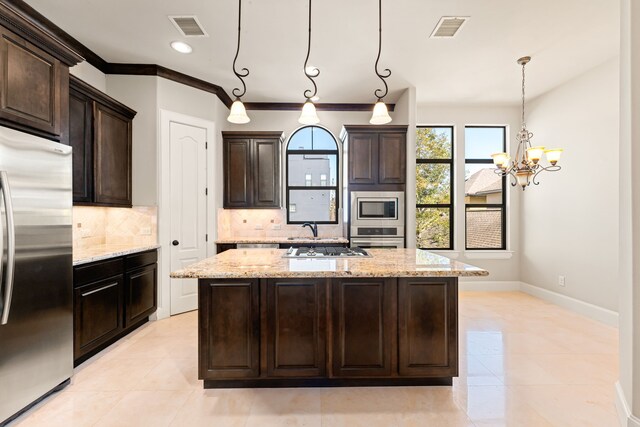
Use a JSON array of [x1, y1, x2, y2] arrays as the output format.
[[227, 0, 251, 124], [370, 0, 392, 125], [299, 0, 320, 125], [491, 56, 563, 189]]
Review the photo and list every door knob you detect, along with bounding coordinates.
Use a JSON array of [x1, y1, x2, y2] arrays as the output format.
[[172, 240, 179, 246]]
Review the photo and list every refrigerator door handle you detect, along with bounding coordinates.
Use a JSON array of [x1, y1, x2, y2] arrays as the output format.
[[0, 170, 16, 325]]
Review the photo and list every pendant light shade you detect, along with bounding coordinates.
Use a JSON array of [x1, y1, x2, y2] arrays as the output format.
[[370, 100, 392, 125], [228, 99, 250, 124], [370, 0, 392, 125], [299, 100, 320, 125], [227, 0, 250, 124]]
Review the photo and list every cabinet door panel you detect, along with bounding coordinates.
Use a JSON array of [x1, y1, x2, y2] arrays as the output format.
[[379, 132, 406, 184], [348, 133, 377, 185], [267, 279, 326, 377], [94, 103, 132, 206], [125, 264, 157, 327], [200, 280, 260, 379], [74, 275, 123, 360], [224, 139, 252, 207], [254, 139, 280, 207], [398, 278, 457, 377], [0, 27, 61, 137], [69, 89, 93, 202], [332, 278, 394, 377]]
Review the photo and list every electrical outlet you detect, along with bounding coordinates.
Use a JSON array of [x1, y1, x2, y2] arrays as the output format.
[[140, 227, 152, 236], [558, 275, 566, 287], [272, 224, 281, 230], [254, 224, 263, 230], [80, 228, 92, 238]]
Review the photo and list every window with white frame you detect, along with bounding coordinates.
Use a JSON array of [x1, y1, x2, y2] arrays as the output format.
[[464, 126, 507, 250], [415, 126, 454, 249]]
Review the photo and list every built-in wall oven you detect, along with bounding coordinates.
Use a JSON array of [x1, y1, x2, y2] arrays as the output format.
[[350, 191, 405, 248]]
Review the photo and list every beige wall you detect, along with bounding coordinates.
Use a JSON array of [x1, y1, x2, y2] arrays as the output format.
[[521, 58, 619, 312], [618, 0, 640, 423], [72, 206, 157, 250], [69, 61, 106, 92]]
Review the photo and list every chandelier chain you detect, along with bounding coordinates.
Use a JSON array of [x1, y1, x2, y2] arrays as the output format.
[[303, 0, 319, 100], [374, 0, 391, 100], [521, 61, 526, 128], [231, 0, 249, 99]]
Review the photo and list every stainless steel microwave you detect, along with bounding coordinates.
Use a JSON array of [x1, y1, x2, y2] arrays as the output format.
[[350, 191, 405, 237]]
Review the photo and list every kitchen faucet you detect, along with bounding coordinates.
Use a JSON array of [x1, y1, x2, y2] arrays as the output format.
[[302, 222, 318, 238]]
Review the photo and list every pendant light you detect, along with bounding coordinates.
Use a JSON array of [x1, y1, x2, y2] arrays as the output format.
[[491, 56, 563, 189], [299, 0, 320, 125], [370, 0, 392, 125], [227, 0, 250, 124]]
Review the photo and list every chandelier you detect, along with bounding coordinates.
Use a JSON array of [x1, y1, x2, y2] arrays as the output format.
[[491, 56, 563, 189]]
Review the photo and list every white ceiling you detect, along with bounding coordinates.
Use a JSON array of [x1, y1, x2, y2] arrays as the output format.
[[26, 0, 619, 105]]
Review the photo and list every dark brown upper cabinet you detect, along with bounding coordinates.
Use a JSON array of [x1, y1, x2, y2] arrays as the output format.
[[222, 131, 283, 209], [0, 3, 82, 143], [69, 76, 136, 207], [343, 125, 408, 189]]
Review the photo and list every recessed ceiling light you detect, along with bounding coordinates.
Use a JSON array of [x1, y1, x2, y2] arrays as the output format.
[[305, 65, 319, 75], [170, 41, 192, 54], [310, 95, 320, 102]]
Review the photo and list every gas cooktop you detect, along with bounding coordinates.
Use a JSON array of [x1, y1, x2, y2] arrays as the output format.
[[283, 246, 371, 258]]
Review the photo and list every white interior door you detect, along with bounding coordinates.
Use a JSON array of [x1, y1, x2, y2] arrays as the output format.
[[169, 120, 207, 315]]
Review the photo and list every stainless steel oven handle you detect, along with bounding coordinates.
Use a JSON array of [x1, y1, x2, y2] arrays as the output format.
[[0, 171, 16, 325]]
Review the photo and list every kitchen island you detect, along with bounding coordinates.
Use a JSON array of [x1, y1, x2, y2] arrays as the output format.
[[170, 248, 488, 388]]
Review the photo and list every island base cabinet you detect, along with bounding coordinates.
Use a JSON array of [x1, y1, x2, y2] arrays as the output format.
[[266, 279, 326, 378], [198, 276, 457, 387], [331, 278, 395, 378], [199, 279, 260, 380], [398, 278, 458, 377]]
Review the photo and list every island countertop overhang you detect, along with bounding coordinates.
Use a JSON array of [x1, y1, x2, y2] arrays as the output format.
[[170, 248, 489, 279]]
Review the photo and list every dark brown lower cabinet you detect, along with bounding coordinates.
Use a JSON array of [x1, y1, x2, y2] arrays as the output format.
[[199, 279, 260, 380], [74, 275, 123, 361], [266, 279, 326, 378], [73, 249, 157, 365], [198, 276, 457, 387], [398, 278, 458, 377], [331, 278, 395, 377]]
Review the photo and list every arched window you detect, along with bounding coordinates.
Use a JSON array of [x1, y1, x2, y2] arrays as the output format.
[[286, 126, 339, 224]]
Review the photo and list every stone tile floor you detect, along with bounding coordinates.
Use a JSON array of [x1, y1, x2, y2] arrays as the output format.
[[11, 292, 619, 426]]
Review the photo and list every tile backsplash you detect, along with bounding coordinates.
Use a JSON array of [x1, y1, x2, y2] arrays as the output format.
[[73, 206, 158, 250], [217, 208, 345, 239]]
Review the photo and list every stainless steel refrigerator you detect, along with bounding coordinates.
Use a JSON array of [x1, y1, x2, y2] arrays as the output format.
[[0, 125, 73, 425]]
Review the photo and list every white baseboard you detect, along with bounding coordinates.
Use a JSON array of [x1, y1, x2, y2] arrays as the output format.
[[458, 280, 522, 292], [519, 282, 619, 327], [616, 381, 640, 427]]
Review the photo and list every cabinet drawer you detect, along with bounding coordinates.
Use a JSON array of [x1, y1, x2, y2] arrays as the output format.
[[125, 249, 158, 270], [74, 258, 124, 287]]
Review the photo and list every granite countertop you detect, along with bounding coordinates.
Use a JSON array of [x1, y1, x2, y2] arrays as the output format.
[[170, 248, 488, 279], [73, 244, 161, 266], [215, 236, 349, 244]]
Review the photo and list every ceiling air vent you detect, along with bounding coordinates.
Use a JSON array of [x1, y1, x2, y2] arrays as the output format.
[[430, 16, 469, 38], [168, 15, 208, 37]]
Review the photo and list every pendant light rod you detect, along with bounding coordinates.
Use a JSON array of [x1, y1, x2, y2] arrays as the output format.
[[303, 0, 319, 100], [231, 0, 249, 99], [373, 0, 391, 100]]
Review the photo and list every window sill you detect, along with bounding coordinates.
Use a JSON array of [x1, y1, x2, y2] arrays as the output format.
[[464, 251, 514, 260]]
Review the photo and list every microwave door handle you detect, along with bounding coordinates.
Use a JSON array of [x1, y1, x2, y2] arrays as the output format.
[[0, 171, 16, 325]]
